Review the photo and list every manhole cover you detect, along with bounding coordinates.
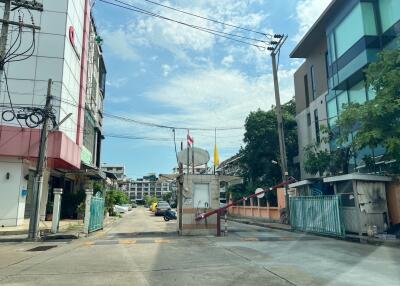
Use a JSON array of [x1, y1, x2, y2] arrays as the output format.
[[27, 245, 58, 252]]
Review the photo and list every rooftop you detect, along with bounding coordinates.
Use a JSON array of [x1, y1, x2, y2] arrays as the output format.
[[290, 0, 344, 58]]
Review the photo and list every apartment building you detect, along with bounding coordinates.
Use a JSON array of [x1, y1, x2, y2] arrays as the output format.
[[0, 0, 106, 226], [129, 174, 176, 203], [291, 0, 400, 180]]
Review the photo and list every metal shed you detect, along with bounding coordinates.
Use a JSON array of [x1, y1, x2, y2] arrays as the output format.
[[324, 174, 392, 235]]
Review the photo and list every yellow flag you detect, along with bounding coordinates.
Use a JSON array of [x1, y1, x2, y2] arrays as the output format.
[[214, 144, 220, 166]]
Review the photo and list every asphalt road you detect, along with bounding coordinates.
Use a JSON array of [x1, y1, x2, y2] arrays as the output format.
[[0, 207, 399, 286]]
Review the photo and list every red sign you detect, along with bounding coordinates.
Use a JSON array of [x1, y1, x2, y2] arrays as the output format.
[[69, 26, 75, 46]]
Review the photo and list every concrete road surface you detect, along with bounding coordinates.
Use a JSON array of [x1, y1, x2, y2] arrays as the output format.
[[0, 206, 399, 286]]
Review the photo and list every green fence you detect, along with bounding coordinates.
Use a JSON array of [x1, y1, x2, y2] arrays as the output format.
[[89, 194, 105, 233], [290, 196, 345, 237]]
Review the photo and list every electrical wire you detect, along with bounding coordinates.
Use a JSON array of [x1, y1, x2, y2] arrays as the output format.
[[132, 0, 272, 37], [50, 96, 244, 131], [3, 70, 22, 127], [98, 0, 269, 49]]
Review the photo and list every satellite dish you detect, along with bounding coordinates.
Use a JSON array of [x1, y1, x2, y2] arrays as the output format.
[[255, 188, 265, 199], [178, 147, 210, 166]]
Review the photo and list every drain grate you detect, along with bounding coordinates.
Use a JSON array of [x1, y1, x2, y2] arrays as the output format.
[[27, 245, 58, 252]]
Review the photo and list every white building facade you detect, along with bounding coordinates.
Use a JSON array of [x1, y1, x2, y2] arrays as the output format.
[[0, 0, 103, 226]]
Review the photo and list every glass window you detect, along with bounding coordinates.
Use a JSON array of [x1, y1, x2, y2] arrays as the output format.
[[335, 4, 364, 57], [327, 99, 338, 118], [368, 86, 377, 100], [304, 74, 310, 107], [349, 81, 367, 104], [334, 3, 377, 58], [310, 65, 317, 99], [379, 0, 400, 32], [361, 3, 378, 35], [337, 91, 349, 114], [314, 109, 320, 144]]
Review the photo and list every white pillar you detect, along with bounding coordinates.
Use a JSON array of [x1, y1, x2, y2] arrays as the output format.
[[51, 188, 63, 234], [83, 189, 93, 234]]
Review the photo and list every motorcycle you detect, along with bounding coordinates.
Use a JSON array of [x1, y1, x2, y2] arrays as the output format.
[[163, 209, 177, 221]]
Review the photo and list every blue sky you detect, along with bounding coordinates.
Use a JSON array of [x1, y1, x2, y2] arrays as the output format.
[[92, 0, 331, 179]]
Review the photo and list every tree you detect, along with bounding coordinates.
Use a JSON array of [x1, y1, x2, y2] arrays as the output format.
[[162, 192, 172, 203], [105, 190, 129, 215], [240, 99, 299, 192], [303, 126, 354, 176], [338, 49, 400, 172]]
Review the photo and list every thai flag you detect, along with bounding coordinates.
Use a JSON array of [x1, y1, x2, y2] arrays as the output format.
[[187, 133, 194, 147]]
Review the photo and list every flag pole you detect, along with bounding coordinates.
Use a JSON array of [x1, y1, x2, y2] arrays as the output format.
[[214, 128, 216, 174], [187, 129, 190, 175]]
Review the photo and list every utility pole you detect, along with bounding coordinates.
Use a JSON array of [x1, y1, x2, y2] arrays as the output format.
[[178, 141, 183, 233], [0, 0, 42, 90], [268, 35, 290, 223], [28, 79, 53, 239]]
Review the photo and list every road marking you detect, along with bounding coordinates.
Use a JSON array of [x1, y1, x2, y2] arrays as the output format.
[[82, 242, 94, 247], [119, 240, 137, 245], [154, 239, 173, 244], [241, 237, 259, 241]]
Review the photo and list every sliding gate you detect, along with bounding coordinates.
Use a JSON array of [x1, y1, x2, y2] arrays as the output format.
[[290, 196, 345, 237], [89, 193, 105, 233]]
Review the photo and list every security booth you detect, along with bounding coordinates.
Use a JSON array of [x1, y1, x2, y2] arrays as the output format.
[[323, 174, 391, 236], [178, 174, 220, 236]]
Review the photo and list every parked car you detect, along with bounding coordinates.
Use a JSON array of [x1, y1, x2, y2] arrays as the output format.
[[122, 204, 132, 211], [114, 205, 129, 213], [155, 202, 171, 216]]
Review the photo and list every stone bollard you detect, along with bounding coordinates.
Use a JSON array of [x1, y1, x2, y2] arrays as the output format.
[[83, 189, 93, 235], [51, 188, 63, 234]]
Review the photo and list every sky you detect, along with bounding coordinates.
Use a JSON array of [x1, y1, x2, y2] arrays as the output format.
[[92, 0, 332, 179]]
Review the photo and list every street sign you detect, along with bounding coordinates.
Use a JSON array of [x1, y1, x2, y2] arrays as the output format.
[[255, 188, 265, 199], [178, 147, 210, 166]]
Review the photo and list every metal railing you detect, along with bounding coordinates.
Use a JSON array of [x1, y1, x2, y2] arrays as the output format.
[[290, 196, 345, 237]]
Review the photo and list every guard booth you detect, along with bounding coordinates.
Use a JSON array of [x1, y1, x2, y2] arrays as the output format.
[[323, 174, 391, 235], [178, 174, 220, 236]]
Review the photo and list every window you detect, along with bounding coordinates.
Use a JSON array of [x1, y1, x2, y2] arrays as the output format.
[[332, 3, 377, 58], [367, 86, 377, 100], [379, 0, 400, 32], [337, 91, 349, 114], [349, 81, 367, 104], [310, 65, 317, 99], [304, 74, 310, 107], [314, 109, 320, 144], [327, 99, 338, 118], [307, 113, 311, 126]]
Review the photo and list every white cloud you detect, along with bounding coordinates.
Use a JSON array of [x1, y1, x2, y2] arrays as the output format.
[[295, 0, 332, 40], [101, 29, 139, 61], [221, 55, 234, 67], [99, 0, 269, 63], [162, 64, 172, 77], [106, 77, 128, 88], [106, 95, 132, 104]]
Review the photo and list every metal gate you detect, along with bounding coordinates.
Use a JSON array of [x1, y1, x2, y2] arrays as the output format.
[[89, 193, 105, 233], [290, 196, 345, 237]]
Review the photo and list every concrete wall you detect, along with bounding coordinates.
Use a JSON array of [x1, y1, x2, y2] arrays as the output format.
[[228, 188, 287, 222], [296, 93, 329, 179], [179, 175, 220, 236], [293, 40, 330, 180], [0, 158, 29, 226]]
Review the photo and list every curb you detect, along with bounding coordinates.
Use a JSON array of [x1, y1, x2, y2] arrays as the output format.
[[228, 217, 292, 232]]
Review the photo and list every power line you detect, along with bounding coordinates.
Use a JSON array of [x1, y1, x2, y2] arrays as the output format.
[[98, 0, 269, 49], [50, 96, 244, 131], [131, 0, 272, 37]]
